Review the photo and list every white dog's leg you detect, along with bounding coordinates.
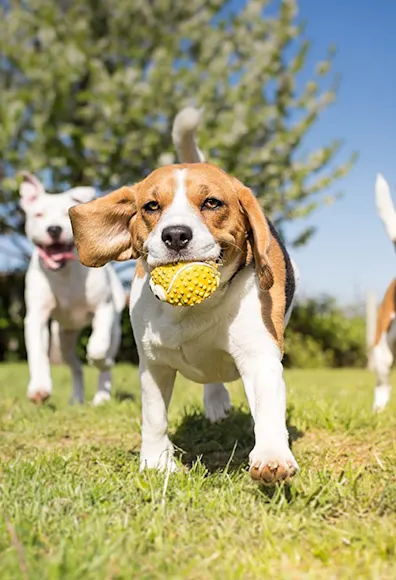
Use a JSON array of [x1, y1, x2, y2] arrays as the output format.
[[92, 314, 121, 406], [139, 363, 177, 472], [373, 332, 393, 411], [25, 310, 53, 403], [237, 351, 298, 484], [86, 301, 115, 371], [204, 383, 231, 422], [58, 328, 84, 404]]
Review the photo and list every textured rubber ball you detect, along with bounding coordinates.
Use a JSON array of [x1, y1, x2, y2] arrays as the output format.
[[149, 261, 220, 306]]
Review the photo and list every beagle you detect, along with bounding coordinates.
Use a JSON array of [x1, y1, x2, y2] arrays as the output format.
[[68, 122, 299, 484], [372, 174, 396, 410], [69, 162, 299, 484]]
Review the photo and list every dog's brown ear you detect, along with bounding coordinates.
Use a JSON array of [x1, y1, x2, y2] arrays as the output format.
[[233, 178, 274, 291], [69, 186, 138, 267]]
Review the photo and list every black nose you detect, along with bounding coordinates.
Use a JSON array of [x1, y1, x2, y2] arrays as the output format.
[[47, 225, 62, 240], [161, 225, 193, 252]]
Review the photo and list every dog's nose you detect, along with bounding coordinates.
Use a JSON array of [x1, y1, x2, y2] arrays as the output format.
[[161, 225, 193, 252], [47, 225, 62, 240]]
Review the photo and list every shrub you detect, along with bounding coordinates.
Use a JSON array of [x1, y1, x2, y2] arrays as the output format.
[[284, 297, 366, 368]]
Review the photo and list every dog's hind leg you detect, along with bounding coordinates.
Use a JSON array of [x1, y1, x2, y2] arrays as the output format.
[[92, 314, 121, 406], [204, 383, 231, 422], [59, 328, 84, 404]]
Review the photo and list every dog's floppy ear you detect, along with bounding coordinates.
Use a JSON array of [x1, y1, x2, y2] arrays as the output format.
[[69, 186, 138, 267], [232, 178, 274, 291], [19, 172, 45, 210]]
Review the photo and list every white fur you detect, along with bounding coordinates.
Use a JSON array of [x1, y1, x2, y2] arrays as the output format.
[[172, 107, 206, 163], [145, 168, 221, 267], [21, 174, 125, 404], [375, 173, 396, 241], [131, 262, 299, 477]]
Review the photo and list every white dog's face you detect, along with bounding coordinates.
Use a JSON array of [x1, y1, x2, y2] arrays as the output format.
[[20, 173, 95, 269]]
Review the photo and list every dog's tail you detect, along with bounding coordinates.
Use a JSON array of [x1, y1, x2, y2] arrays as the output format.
[[49, 320, 63, 364], [375, 173, 396, 243], [172, 107, 206, 163]]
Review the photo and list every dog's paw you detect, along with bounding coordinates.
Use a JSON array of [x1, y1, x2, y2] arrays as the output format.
[[204, 383, 231, 423], [249, 446, 299, 484], [27, 389, 51, 405], [92, 391, 111, 406], [373, 385, 391, 412], [140, 441, 177, 473]]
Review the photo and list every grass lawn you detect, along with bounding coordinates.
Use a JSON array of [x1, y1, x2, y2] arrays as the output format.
[[0, 363, 395, 579]]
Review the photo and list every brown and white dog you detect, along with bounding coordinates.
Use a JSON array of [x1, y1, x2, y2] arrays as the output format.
[[372, 174, 396, 411], [68, 112, 299, 484]]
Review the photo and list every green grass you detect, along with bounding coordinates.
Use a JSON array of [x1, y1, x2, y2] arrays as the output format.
[[0, 363, 395, 579]]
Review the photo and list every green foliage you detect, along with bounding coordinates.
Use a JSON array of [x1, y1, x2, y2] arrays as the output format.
[[0, 0, 355, 249], [284, 297, 366, 368]]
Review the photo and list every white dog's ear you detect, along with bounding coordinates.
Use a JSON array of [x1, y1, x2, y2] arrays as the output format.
[[68, 187, 96, 205], [19, 172, 45, 210]]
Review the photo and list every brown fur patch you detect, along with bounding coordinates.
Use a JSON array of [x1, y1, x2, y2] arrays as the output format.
[[375, 279, 396, 345], [259, 236, 287, 352]]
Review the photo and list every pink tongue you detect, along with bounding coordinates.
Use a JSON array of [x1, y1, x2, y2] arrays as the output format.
[[38, 247, 76, 269]]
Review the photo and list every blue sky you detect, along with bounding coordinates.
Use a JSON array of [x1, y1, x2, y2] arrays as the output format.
[[2, 0, 395, 304], [278, 0, 396, 304]]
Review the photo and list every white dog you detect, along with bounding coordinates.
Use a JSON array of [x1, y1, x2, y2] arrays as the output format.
[[69, 109, 299, 484], [20, 172, 125, 405]]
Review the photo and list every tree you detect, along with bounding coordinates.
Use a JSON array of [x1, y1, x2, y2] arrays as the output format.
[[0, 0, 356, 259]]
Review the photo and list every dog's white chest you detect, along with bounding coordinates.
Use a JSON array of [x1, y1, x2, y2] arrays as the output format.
[[131, 276, 242, 384], [151, 329, 239, 384]]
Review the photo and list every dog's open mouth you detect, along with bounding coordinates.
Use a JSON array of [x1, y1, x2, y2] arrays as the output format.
[[37, 243, 76, 270]]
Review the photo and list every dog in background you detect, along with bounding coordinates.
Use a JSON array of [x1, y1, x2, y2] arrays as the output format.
[[20, 173, 125, 405], [371, 174, 396, 410], [68, 108, 299, 484]]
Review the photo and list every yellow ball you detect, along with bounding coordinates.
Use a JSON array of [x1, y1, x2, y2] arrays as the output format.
[[150, 261, 220, 306]]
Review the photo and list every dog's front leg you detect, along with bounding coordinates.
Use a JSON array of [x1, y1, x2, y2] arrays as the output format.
[[25, 309, 53, 403], [237, 352, 299, 484], [139, 362, 177, 472], [87, 301, 115, 370]]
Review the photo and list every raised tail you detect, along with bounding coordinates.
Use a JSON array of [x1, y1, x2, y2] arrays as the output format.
[[172, 107, 206, 163], [375, 173, 396, 242]]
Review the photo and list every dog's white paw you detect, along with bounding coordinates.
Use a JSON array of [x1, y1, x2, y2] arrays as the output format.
[[140, 440, 178, 473], [27, 382, 52, 405], [92, 391, 111, 406], [249, 444, 299, 484], [204, 383, 231, 423], [373, 385, 391, 412]]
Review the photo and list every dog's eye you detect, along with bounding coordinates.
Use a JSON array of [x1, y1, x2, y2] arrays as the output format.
[[202, 198, 224, 210], [143, 201, 161, 213], [34, 212, 44, 218]]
